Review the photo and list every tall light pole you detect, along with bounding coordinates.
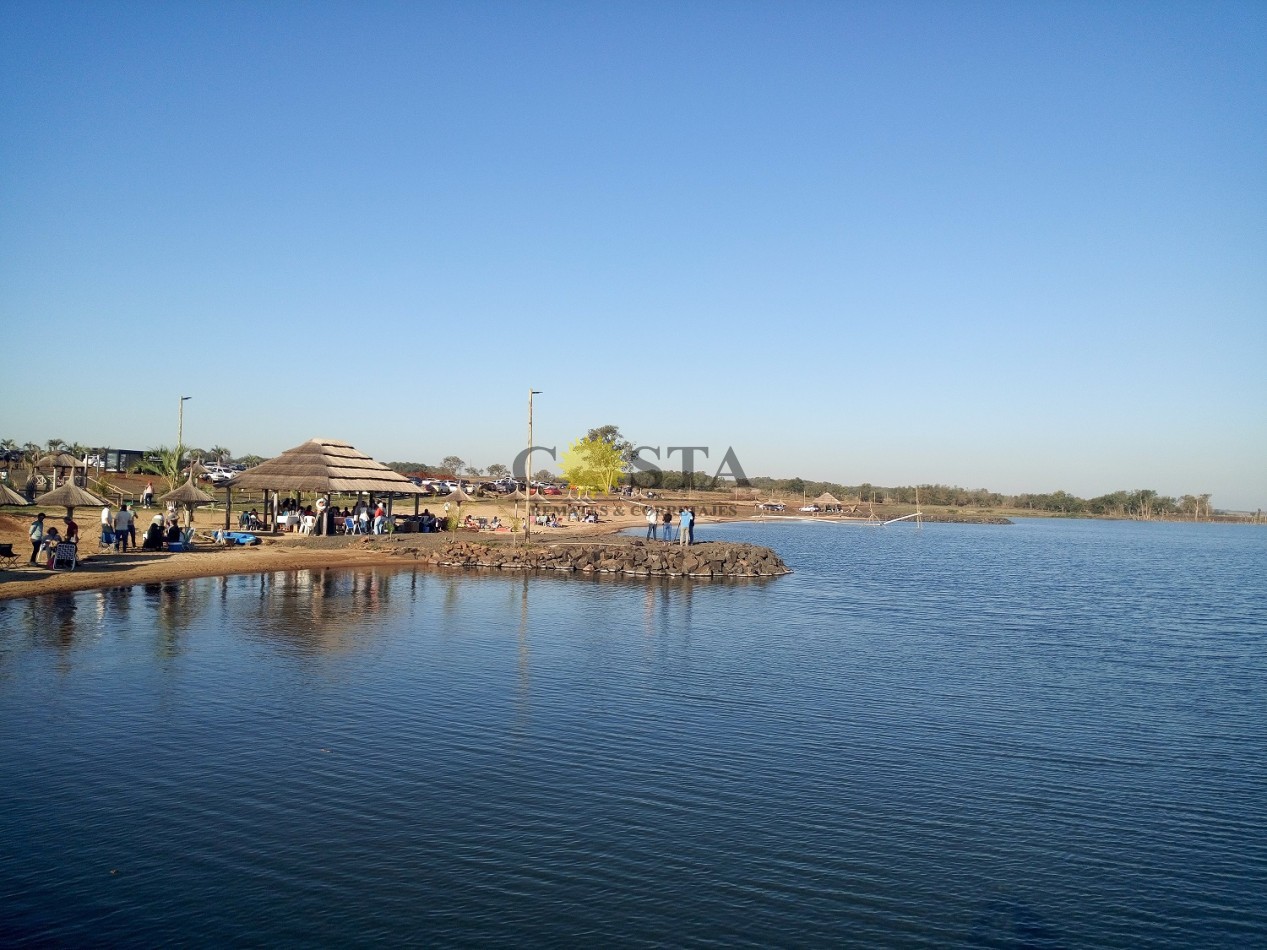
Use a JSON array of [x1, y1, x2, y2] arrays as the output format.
[[526, 389, 541, 542], [178, 395, 191, 460]]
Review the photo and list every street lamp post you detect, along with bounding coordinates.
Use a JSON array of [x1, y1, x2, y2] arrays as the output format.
[[526, 388, 541, 542], [178, 395, 191, 465]]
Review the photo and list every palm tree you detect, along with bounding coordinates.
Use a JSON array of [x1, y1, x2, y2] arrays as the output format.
[[45, 437, 67, 455], [209, 445, 231, 464], [136, 445, 185, 491]]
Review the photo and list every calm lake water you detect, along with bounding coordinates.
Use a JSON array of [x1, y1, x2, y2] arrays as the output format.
[[2, 518, 1264, 947]]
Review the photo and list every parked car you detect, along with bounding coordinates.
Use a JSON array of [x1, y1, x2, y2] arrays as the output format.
[[543, 485, 563, 495], [799, 504, 821, 513], [201, 465, 236, 484], [758, 502, 786, 512]]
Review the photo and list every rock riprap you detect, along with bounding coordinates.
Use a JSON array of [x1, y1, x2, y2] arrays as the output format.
[[395, 540, 790, 578]]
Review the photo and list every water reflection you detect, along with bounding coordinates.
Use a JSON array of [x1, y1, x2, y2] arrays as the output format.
[[227, 568, 405, 656], [516, 573, 531, 734], [142, 581, 211, 659]]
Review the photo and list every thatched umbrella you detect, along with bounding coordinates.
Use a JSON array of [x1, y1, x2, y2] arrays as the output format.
[[37, 452, 83, 489], [0, 482, 29, 507], [500, 487, 528, 527], [160, 477, 216, 529], [34, 480, 106, 519]]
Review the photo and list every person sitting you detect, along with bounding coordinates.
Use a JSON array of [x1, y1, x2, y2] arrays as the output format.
[[142, 517, 166, 551], [248, 509, 262, 530], [165, 522, 183, 546], [41, 526, 62, 563], [239, 510, 251, 529]]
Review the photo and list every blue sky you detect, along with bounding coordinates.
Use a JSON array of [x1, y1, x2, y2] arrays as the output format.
[[3, 1, 1264, 508]]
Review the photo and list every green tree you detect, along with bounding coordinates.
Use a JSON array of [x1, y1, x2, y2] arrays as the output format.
[[486, 463, 510, 479], [209, 445, 231, 463], [585, 425, 634, 487], [439, 455, 465, 477], [560, 435, 625, 493]]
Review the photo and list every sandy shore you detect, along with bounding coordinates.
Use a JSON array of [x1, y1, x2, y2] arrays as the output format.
[[1, 483, 954, 601], [0, 500, 679, 601]]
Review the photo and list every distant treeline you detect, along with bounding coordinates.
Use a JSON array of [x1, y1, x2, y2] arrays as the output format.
[[382, 458, 1227, 519], [740, 477, 1219, 519]]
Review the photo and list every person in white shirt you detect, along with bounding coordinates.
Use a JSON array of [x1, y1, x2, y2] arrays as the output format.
[[113, 503, 134, 553]]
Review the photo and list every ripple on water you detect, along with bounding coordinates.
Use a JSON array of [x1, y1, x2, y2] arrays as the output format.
[[0, 520, 1265, 946]]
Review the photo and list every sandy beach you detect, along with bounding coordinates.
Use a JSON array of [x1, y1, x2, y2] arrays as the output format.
[[0, 496, 699, 601], [1, 476, 997, 601]]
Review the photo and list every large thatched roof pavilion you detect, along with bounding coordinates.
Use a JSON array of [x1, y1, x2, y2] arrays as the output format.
[[224, 438, 426, 533]]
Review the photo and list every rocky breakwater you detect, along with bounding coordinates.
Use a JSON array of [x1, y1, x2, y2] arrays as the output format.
[[400, 539, 791, 578]]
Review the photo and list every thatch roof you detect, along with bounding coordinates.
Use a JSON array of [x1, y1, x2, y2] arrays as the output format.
[[37, 452, 82, 468], [227, 438, 427, 495], [446, 485, 474, 504], [0, 482, 29, 506], [505, 488, 528, 501], [813, 492, 842, 506], [161, 478, 216, 505], [34, 481, 106, 510]]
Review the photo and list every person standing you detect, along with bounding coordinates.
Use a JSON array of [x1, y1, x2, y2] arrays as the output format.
[[142, 481, 154, 508], [62, 514, 79, 544], [28, 512, 45, 564], [101, 503, 112, 536], [645, 506, 658, 540], [662, 508, 674, 543], [687, 507, 696, 544], [678, 507, 693, 546], [114, 503, 134, 553]]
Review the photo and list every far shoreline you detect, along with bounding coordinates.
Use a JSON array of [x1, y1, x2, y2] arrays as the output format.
[[9, 492, 1256, 603]]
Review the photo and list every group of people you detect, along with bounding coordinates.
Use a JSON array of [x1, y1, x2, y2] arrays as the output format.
[[99, 502, 184, 553], [644, 506, 697, 545], [27, 511, 78, 565], [141, 514, 185, 551]]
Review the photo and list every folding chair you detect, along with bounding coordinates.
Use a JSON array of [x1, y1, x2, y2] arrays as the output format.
[[51, 542, 78, 571], [100, 528, 117, 552], [0, 543, 18, 569]]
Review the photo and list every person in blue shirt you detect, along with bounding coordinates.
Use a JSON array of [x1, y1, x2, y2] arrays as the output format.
[[678, 508, 694, 546]]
